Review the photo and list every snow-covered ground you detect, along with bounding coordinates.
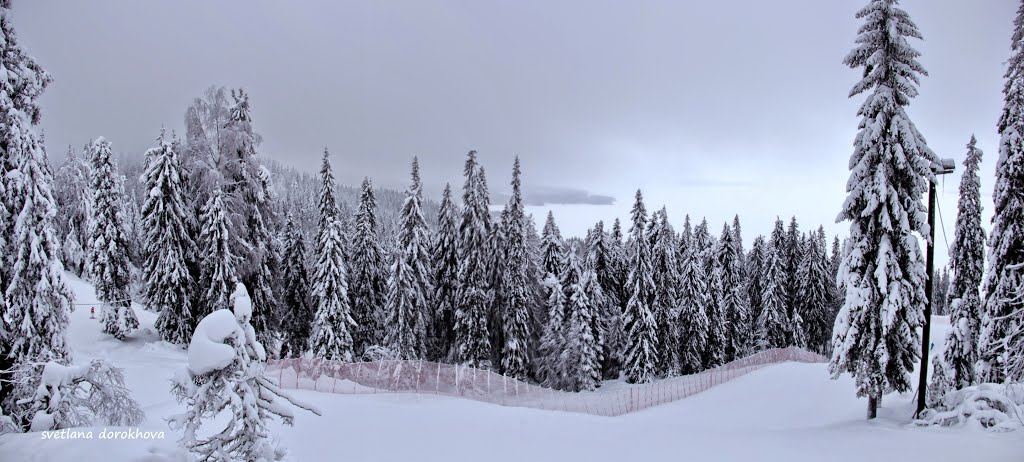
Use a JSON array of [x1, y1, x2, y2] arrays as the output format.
[[1, 273, 1021, 462]]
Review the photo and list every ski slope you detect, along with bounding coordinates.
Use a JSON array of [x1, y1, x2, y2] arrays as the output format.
[[0, 272, 1020, 462]]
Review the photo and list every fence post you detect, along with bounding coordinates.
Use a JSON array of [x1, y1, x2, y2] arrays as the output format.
[[375, 362, 382, 394], [436, 362, 441, 394]]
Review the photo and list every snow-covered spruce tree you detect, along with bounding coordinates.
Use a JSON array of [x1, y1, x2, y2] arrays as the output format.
[[169, 284, 320, 462], [62, 222, 86, 276], [0, 6, 73, 410], [705, 254, 728, 368], [88, 137, 139, 340], [317, 148, 339, 234], [279, 216, 313, 359], [430, 183, 459, 361], [587, 221, 620, 379], [454, 151, 491, 367], [350, 177, 387, 357], [562, 245, 602, 392], [718, 222, 751, 362], [648, 208, 680, 375], [608, 217, 629, 310], [309, 217, 357, 361], [732, 215, 746, 275], [831, 0, 936, 419], [244, 205, 278, 349], [141, 130, 195, 345], [52, 144, 93, 274], [523, 214, 546, 370], [925, 353, 954, 408], [676, 233, 709, 374], [540, 211, 566, 279], [784, 217, 803, 346], [932, 268, 950, 316], [500, 157, 532, 379], [583, 229, 610, 378], [746, 235, 767, 337], [487, 200, 507, 367], [829, 236, 844, 324], [622, 190, 658, 384], [756, 241, 789, 350], [980, 1, 1024, 384], [678, 215, 693, 269], [384, 158, 432, 360], [944, 136, 985, 387], [797, 227, 832, 354], [199, 189, 238, 319], [538, 274, 567, 388], [217, 89, 278, 348]]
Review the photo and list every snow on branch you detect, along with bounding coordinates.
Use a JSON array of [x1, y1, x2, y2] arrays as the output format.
[[15, 360, 144, 431], [916, 383, 1024, 431]]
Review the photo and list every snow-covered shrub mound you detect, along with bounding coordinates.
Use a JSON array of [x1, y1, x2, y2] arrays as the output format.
[[361, 345, 398, 362], [169, 283, 319, 462], [0, 406, 19, 435], [916, 383, 1024, 431], [20, 360, 144, 431]]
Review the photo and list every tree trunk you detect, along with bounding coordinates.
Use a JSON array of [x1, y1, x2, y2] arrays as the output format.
[[867, 394, 879, 419]]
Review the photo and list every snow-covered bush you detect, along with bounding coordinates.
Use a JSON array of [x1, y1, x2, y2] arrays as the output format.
[[916, 383, 1024, 431], [17, 360, 143, 431], [361, 345, 399, 362], [169, 283, 320, 461], [0, 406, 19, 435]]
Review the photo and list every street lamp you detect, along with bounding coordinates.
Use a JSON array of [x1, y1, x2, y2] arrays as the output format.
[[916, 157, 956, 417]]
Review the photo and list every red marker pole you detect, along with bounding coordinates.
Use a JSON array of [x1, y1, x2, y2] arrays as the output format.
[[90, 307, 95, 319]]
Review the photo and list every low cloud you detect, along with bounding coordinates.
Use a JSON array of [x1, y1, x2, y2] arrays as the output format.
[[521, 186, 616, 206]]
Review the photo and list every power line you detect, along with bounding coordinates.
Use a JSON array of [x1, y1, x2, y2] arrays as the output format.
[[936, 176, 951, 258]]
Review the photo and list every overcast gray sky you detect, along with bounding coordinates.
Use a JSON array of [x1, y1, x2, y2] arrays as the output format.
[[11, 0, 1015, 267]]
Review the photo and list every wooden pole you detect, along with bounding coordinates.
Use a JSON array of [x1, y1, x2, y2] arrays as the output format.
[[916, 177, 938, 417]]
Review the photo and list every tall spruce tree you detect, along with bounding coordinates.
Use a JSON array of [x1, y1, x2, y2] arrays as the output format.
[[980, 0, 1024, 383], [279, 216, 313, 358], [784, 217, 803, 346], [309, 217, 356, 361], [831, 0, 935, 418], [587, 221, 619, 379], [141, 130, 194, 345], [500, 157, 532, 379], [223, 90, 277, 348], [199, 189, 238, 319], [0, 6, 73, 409], [454, 151, 491, 367], [622, 190, 658, 383], [944, 136, 985, 387], [317, 149, 338, 235], [88, 137, 138, 340], [732, 215, 746, 277], [431, 184, 460, 361], [756, 241, 789, 350], [648, 208, 680, 374], [718, 222, 750, 361], [797, 227, 832, 354], [384, 158, 432, 360], [746, 236, 767, 337], [540, 211, 565, 279], [350, 177, 387, 356], [676, 232, 709, 374], [562, 244, 602, 391], [538, 274, 567, 388]]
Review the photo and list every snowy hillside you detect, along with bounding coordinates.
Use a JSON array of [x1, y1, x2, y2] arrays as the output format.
[[0, 273, 1020, 462]]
